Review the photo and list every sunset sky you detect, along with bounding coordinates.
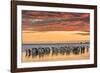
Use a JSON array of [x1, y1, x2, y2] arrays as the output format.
[[22, 10, 90, 32], [22, 10, 90, 44]]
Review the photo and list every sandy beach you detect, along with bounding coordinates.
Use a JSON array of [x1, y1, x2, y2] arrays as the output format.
[[22, 31, 89, 44]]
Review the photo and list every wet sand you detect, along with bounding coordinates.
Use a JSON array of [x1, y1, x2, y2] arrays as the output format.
[[22, 50, 89, 62]]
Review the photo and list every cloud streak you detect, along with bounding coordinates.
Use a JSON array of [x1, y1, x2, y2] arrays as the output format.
[[22, 10, 90, 32]]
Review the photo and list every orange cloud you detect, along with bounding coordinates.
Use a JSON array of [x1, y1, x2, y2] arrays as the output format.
[[22, 10, 90, 32]]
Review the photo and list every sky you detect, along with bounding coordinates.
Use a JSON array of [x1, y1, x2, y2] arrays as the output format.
[[22, 10, 90, 32]]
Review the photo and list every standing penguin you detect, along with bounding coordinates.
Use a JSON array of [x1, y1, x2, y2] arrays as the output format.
[[86, 46, 89, 53], [81, 46, 85, 54], [28, 48, 31, 57], [25, 49, 28, 56]]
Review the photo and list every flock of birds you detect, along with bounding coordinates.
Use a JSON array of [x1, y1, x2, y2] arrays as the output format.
[[24, 43, 89, 58]]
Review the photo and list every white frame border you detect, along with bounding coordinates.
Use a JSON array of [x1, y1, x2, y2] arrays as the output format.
[[17, 5, 94, 68]]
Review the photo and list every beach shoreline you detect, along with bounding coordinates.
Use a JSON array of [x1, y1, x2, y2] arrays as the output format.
[[22, 50, 90, 62]]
